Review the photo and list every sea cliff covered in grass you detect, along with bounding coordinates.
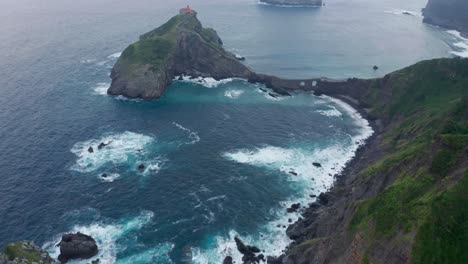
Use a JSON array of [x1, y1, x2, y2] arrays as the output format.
[[276, 58, 468, 264]]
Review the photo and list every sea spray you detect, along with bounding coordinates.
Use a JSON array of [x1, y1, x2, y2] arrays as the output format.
[[70, 132, 155, 173], [192, 97, 373, 263], [44, 211, 161, 264]]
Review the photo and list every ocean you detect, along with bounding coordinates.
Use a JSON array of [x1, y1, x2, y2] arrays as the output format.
[[0, 0, 465, 263]]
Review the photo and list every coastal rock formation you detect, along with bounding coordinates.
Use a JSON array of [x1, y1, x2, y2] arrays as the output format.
[[260, 0, 323, 6], [57, 233, 98, 263], [422, 0, 468, 36], [0, 241, 58, 264], [274, 58, 468, 264], [108, 12, 252, 99]]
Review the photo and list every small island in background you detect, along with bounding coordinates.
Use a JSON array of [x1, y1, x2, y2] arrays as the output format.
[[260, 0, 323, 7]]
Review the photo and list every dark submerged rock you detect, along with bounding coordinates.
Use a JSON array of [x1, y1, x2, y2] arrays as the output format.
[[138, 164, 145, 171], [223, 256, 233, 264], [57, 232, 98, 263], [97, 141, 112, 150], [287, 203, 301, 213], [87, 147, 94, 153], [312, 162, 322, 168]]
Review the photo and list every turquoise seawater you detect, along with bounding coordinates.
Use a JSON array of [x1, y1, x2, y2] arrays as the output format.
[[0, 0, 464, 263]]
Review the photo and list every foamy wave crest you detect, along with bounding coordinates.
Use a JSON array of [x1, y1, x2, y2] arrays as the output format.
[[224, 89, 244, 99], [93, 82, 110, 95], [71, 132, 155, 173], [108, 52, 122, 59], [316, 106, 342, 117], [194, 97, 374, 263], [80, 59, 97, 64], [447, 30, 468, 58], [99, 173, 121, 183], [174, 75, 234, 88], [44, 211, 159, 264], [172, 122, 200, 145]]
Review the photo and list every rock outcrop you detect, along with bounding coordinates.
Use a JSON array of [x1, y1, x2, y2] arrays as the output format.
[[259, 0, 323, 6], [422, 0, 468, 36], [108, 12, 252, 99], [0, 241, 58, 264], [57, 233, 98, 263]]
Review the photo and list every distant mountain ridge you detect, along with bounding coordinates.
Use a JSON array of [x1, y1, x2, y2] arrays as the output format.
[[423, 0, 468, 36]]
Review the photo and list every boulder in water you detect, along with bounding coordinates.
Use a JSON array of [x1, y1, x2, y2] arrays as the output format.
[[57, 232, 98, 263], [88, 147, 94, 153]]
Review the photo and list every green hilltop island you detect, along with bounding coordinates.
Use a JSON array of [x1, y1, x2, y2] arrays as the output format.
[[107, 6, 253, 99], [259, 0, 323, 6]]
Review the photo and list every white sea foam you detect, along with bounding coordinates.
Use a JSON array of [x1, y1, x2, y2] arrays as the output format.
[[224, 89, 244, 99], [108, 52, 122, 59], [93, 82, 110, 95], [71, 132, 155, 173], [316, 105, 343, 117], [99, 173, 121, 183], [44, 211, 157, 264], [80, 59, 97, 64], [174, 75, 235, 88], [447, 30, 468, 58], [172, 122, 200, 145], [193, 97, 374, 263]]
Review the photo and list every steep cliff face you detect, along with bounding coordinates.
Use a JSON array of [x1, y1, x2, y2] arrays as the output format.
[[422, 0, 468, 36], [108, 13, 252, 99], [275, 58, 468, 264], [260, 0, 323, 6]]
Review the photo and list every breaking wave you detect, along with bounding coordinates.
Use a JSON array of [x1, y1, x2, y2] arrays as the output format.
[[70, 132, 155, 173], [93, 82, 110, 95], [174, 75, 235, 88], [447, 30, 468, 58], [192, 97, 373, 263], [43, 211, 173, 264]]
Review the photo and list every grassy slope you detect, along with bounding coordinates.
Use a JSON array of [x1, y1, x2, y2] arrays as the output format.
[[117, 14, 222, 74], [2, 242, 43, 262], [347, 58, 468, 263]]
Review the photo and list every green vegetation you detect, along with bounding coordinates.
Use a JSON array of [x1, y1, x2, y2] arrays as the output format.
[[412, 171, 468, 264], [118, 13, 222, 73], [2, 241, 43, 262], [349, 58, 468, 262]]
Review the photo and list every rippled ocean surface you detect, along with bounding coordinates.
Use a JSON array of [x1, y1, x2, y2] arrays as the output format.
[[0, 0, 463, 263]]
